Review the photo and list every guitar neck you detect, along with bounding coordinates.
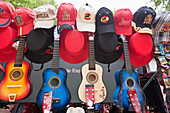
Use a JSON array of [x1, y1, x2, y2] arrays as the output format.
[[14, 36, 26, 67], [88, 34, 95, 70], [52, 27, 60, 74], [122, 35, 132, 75]]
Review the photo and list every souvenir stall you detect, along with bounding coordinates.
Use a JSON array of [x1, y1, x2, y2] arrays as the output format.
[[0, 1, 169, 113]]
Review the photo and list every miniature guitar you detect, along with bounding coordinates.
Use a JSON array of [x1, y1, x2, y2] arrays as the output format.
[[78, 33, 107, 108], [36, 27, 71, 110], [0, 36, 32, 102], [113, 35, 146, 112]]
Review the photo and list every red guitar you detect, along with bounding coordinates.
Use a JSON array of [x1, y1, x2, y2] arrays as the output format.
[[0, 36, 32, 102]]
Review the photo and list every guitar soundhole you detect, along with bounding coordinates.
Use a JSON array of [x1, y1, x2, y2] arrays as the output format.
[[87, 72, 98, 84], [89, 74, 96, 82], [13, 71, 21, 78], [51, 78, 59, 86], [127, 79, 134, 87]]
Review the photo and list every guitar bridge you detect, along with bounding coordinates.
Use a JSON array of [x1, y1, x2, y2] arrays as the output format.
[[52, 98, 60, 103], [8, 94, 17, 102]]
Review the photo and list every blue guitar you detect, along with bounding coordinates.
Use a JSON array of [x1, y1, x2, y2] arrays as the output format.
[[113, 35, 146, 112], [36, 27, 71, 111]]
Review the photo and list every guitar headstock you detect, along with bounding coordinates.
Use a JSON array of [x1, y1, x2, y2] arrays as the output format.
[[54, 26, 60, 41], [120, 34, 126, 42], [85, 84, 95, 109], [42, 91, 53, 112], [88, 32, 94, 41]]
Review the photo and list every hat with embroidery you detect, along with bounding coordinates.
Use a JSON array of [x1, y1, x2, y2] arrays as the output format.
[[132, 6, 156, 34]]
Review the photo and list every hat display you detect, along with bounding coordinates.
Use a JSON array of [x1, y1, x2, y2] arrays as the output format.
[[33, 4, 57, 29], [60, 29, 89, 64], [0, 26, 18, 62], [0, 1, 15, 28], [76, 3, 96, 32], [113, 8, 133, 35], [25, 28, 54, 64], [95, 7, 115, 34], [132, 6, 156, 34], [13, 7, 35, 36], [57, 3, 77, 30], [121, 33, 154, 67], [94, 33, 123, 64]]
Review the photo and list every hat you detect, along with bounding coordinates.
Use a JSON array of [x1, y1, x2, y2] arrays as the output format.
[[33, 4, 57, 29], [121, 33, 154, 67], [76, 3, 96, 32], [13, 7, 35, 36], [113, 8, 133, 35], [0, 26, 18, 62], [96, 7, 115, 34], [66, 107, 85, 113], [152, 11, 170, 46], [57, 3, 77, 30], [0, 1, 15, 28], [25, 28, 54, 63], [132, 6, 156, 34], [60, 29, 89, 64], [94, 33, 123, 64]]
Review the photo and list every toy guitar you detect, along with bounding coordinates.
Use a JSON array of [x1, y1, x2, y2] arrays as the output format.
[[0, 36, 32, 102], [113, 35, 146, 112], [78, 33, 107, 109], [36, 27, 71, 111]]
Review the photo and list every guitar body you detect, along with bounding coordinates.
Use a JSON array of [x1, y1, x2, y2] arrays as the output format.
[[118, 69, 145, 111], [0, 60, 32, 101], [78, 64, 107, 104], [36, 68, 71, 110]]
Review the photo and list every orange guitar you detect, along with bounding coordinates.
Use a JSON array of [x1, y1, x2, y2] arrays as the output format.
[[0, 36, 32, 102]]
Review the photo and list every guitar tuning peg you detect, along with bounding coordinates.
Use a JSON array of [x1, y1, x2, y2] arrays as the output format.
[[86, 89, 88, 91], [43, 106, 45, 109], [130, 94, 132, 96], [133, 103, 135, 106], [92, 98, 94, 100], [86, 93, 88, 96]]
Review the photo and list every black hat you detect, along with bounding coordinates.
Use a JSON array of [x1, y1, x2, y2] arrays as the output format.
[[94, 33, 123, 64], [96, 7, 115, 34], [25, 28, 54, 63], [132, 6, 156, 34]]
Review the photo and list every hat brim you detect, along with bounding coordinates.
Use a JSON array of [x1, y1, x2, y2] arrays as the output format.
[[114, 24, 132, 35], [133, 22, 152, 34], [34, 20, 54, 29], [0, 18, 12, 28], [60, 29, 89, 64], [97, 23, 115, 34], [17, 22, 34, 36], [0, 50, 17, 62], [58, 21, 75, 30], [76, 21, 95, 32]]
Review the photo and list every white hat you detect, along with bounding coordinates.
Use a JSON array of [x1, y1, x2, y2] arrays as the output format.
[[76, 3, 96, 32], [33, 4, 57, 29], [66, 107, 85, 113]]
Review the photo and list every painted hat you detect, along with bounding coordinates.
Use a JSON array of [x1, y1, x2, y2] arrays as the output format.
[[25, 28, 54, 64], [76, 3, 96, 32], [113, 8, 133, 35], [13, 7, 35, 36], [94, 33, 123, 64], [0, 26, 18, 62], [95, 7, 115, 34], [60, 29, 89, 64], [57, 3, 77, 30], [121, 32, 154, 67], [0, 1, 15, 28], [132, 6, 156, 34]]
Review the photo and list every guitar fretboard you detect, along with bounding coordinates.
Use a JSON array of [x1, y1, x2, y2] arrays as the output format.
[[89, 35, 95, 70], [14, 36, 26, 67]]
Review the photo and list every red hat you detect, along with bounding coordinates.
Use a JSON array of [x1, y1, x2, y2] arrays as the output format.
[[0, 1, 15, 28], [57, 3, 77, 30], [121, 33, 154, 67], [60, 29, 89, 64], [13, 7, 35, 36], [113, 8, 133, 35], [0, 26, 18, 62]]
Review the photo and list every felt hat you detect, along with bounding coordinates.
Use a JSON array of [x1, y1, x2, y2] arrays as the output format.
[[121, 32, 154, 67], [13, 7, 35, 36], [94, 33, 123, 64], [60, 29, 89, 64], [57, 3, 77, 30], [25, 28, 54, 64], [0, 1, 15, 28], [0, 26, 18, 62]]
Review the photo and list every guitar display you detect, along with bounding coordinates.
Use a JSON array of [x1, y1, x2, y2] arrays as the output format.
[[0, 36, 32, 102], [36, 27, 71, 111], [78, 33, 107, 107], [113, 35, 146, 112]]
